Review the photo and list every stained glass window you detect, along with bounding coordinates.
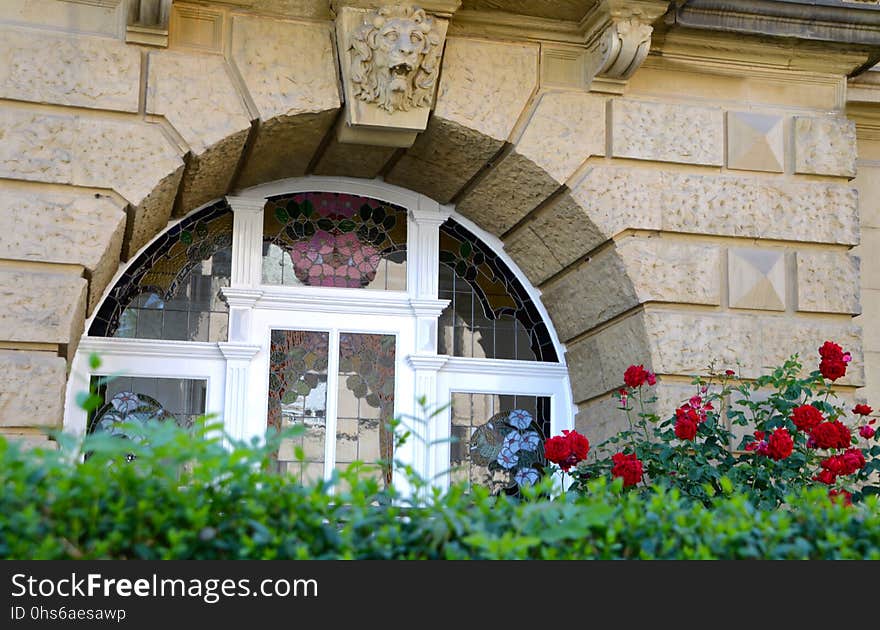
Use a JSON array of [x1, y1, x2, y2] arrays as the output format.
[[268, 330, 330, 484], [438, 220, 557, 362], [450, 393, 550, 495], [262, 192, 407, 289], [336, 333, 396, 486], [90, 200, 233, 340], [88, 376, 207, 435]]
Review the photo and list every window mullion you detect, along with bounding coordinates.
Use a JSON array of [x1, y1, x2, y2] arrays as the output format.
[[324, 329, 341, 486]]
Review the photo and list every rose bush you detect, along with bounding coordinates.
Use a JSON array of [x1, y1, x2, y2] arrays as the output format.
[[542, 342, 880, 509]]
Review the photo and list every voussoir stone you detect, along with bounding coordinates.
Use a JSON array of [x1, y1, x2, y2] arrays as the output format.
[[0, 188, 125, 311], [0, 27, 140, 112], [0, 350, 67, 428]]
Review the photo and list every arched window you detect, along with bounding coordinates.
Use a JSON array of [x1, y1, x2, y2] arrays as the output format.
[[66, 178, 574, 495]]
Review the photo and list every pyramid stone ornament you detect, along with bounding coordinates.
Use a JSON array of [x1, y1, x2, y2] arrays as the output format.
[[728, 248, 786, 311], [726, 112, 784, 173]]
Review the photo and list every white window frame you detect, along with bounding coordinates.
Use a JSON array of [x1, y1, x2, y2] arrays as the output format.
[[64, 176, 576, 495]]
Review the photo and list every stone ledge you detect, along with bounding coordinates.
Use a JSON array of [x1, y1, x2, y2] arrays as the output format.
[[0, 350, 67, 428]]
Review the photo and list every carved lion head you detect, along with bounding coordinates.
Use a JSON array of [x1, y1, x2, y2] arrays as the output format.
[[349, 6, 443, 113]]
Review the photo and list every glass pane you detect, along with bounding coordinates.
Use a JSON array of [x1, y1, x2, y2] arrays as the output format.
[[91, 199, 233, 340], [438, 220, 559, 362], [262, 192, 407, 290], [88, 376, 208, 434], [336, 333, 396, 487], [449, 393, 550, 495], [267, 330, 330, 484]]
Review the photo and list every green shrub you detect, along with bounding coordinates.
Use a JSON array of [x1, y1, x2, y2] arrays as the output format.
[[1, 419, 879, 560]]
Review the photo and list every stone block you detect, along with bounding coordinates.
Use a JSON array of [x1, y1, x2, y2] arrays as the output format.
[[857, 288, 880, 351], [230, 15, 339, 120], [515, 90, 605, 183], [0, 189, 125, 311], [611, 99, 723, 166], [854, 227, 880, 289], [543, 237, 722, 341], [726, 111, 784, 173], [0, 27, 140, 112], [387, 117, 502, 203], [794, 116, 857, 177], [314, 138, 397, 179], [0, 350, 67, 428], [759, 318, 863, 386], [0, 267, 87, 348], [455, 152, 560, 235], [796, 250, 860, 315], [434, 37, 539, 142], [853, 165, 880, 228], [728, 248, 786, 311], [503, 225, 566, 286]]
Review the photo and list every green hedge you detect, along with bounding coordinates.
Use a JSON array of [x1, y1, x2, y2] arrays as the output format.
[[2, 422, 879, 560]]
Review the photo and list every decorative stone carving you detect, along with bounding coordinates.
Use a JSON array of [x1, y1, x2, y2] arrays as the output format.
[[726, 111, 784, 173], [126, 0, 173, 47], [728, 248, 786, 311], [336, 4, 450, 147], [350, 6, 443, 113]]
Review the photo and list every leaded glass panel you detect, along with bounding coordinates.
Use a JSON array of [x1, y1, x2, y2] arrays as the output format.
[[88, 376, 207, 435], [262, 192, 407, 289]]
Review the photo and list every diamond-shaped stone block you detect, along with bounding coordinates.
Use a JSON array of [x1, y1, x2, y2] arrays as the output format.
[[726, 112, 784, 173], [728, 248, 786, 311]]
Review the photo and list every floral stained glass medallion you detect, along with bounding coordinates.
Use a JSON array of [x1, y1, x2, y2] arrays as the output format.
[[89, 200, 233, 340], [267, 330, 330, 483], [262, 192, 407, 290]]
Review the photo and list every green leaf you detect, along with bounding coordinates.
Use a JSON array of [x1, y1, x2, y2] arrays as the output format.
[[275, 207, 290, 223], [88, 353, 101, 370], [179, 230, 193, 245]]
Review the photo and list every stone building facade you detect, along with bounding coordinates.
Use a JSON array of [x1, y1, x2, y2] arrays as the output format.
[[1, 1, 879, 479]]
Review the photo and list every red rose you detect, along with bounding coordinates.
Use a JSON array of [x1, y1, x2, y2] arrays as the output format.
[[818, 341, 851, 381], [674, 416, 698, 441], [841, 448, 866, 474], [611, 452, 644, 487], [791, 405, 824, 433], [819, 341, 845, 360], [810, 421, 851, 450], [829, 489, 853, 506], [725, 369, 735, 376], [544, 430, 590, 471], [860, 425, 876, 439], [854, 404, 873, 416], [814, 469, 837, 485], [767, 427, 793, 461], [821, 455, 845, 476], [623, 365, 654, 389]]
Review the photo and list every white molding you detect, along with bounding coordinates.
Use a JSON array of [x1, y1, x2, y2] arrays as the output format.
[[406, 354, 449, 371], [226, 195, 266, 214], [440, 356, 572, 378], [218, 343, 261, 361], [77, 337, 225, 360], [238, 176, 426, 211], [228, 196, 265, 287]]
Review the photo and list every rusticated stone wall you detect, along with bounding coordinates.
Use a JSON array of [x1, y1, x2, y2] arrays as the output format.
[[0, 0, 867, 448]]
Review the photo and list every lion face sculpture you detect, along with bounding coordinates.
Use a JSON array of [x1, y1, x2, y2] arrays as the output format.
[[349, 6, 442, 113]]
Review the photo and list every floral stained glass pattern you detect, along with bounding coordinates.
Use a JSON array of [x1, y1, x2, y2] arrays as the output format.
[[450, 393, 550, 495], [90, 200, 233, 340], [267, 330, 330, 483], [262, 192, 407, 289], [336, 333, 396, 487], [88, 377, 207, 436], [438, 220, 557, 362]]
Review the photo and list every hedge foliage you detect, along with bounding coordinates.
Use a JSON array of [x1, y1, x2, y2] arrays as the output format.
[[2, 420, 879, 560]]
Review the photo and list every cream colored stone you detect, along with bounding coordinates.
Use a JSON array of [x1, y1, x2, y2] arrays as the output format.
[[611, 99, 723, 166], [230, 15, 340, 120], [796, 251, 860, 315], [543, 237, 722, 341], [434, 37, 539, 142], [147, 50, 252, 154], [728, 248, 786, 311], [858, 289, 880, 352], [0, 0, 122, 37], [855, 227, 880, 289], [853, 164, 880, 228], [0, 268, 86, 347], [862, 350, 880, 411], [0, 189, 125, 311], [174, 132, 249, 214], [314, 138, 396, 179], [726, 111, 784, 173], [794, 116, 857, 177], [503, 225, 566, 286], [455, 152, 560, 235], [0, 27, 140, 112], [387, 117, 502, 203], [0, 350, 67, 428], [515, 91, 606, 183], [0, 107, 185, 258], [236, 110, 338, 188], [0, 430, 57, 449]]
